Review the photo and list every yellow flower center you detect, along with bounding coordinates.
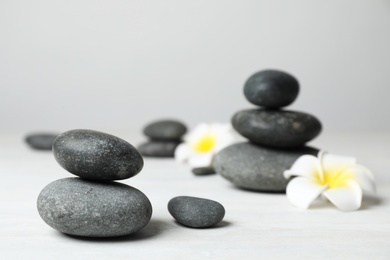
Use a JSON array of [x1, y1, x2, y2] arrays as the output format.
[[193, 134, 216, 153], [319, 167, 352, 188]]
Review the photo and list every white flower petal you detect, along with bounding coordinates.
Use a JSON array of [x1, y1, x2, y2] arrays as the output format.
[[286, 177, 327, 209], [185, 123, 209, 142], [322, 180, 362, 211], [342, 165, 376, 193], [213, 134, 236, 152], [188, 153, 214, 168], [283, 155, 323, 182], [174, 143, 190, 163], [321, 152, 357, 175]]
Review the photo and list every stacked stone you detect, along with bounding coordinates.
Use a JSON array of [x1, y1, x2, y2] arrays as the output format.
[[37, 129, 152, 237], [214, 70, 322, 192], [138, 119, 187, 158]]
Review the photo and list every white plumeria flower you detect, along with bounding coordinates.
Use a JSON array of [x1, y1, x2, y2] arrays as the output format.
[[175, 123, 236, 168], [284, 151, 375, 211]]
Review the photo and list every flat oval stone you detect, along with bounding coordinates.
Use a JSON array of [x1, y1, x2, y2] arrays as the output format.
[[143, 120, 187, 140], [37, 178, 152, 237], [138, 141, 180, 158], [244, 69, 299, 108], [232, 109, 322, 148], [53, 129, 143, 181], [191, 167, 215, 176], [213, 142, 319, 192], [168, 196, 225, 228], [25, 133, 58, 150]]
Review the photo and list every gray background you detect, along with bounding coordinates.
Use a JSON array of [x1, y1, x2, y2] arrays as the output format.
[[1, 0, 389, 134]]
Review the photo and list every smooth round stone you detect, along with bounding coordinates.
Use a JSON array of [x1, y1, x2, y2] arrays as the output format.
[[53, 129, 143, 181], [25, 133, 58, 150], [143, 120, 187, 141], [244, 69, 299, 108], [191, 167, 215, 176], [138, 141, 180, 158], [37, 178, 152, 237], [213, 142, 319, 192], [232, 109, 322, 148], [168, 196, 225, 228]]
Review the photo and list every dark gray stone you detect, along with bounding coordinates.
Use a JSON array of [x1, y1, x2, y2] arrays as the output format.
[[37, 178, 152, 237], [143, 120, 187, 141], [53, 129, 143, 181], [25, 133, 58, 150], [213, 142, 319, 192], [138, 141, 180, 158], [244, 69, 299, 108], [168, 196, 225, 228], [191, 167, 215, 176], [232, 109, 322, 148]]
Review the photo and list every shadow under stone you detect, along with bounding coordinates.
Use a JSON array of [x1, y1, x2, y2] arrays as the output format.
[[173, 220, 232, 229], [59, 219, 166, 242]]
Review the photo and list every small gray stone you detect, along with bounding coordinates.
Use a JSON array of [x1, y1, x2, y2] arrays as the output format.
[[168, 196, 225, 228], [232, 109, 322, 148], [191, 167, 215, 176], [143, 120, 187, 141], [25, 133, 58, 150], [213, 142, 319, 192], [53, 129, 143, 181], [37, 178, 152, 237], [138, 141, 180, 158], [244, 69, 299, 108]]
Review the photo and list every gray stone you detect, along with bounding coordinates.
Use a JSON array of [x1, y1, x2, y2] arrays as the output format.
[[244, 69, 299, 108], [25, 133, 58, 150], [37, 178, 152, 237], [213, 142, 319, 192], [168, 196, 225, 228], [232, 109, 322, 148], [143, 120, 187, 141], [138, 141, 180, 158], [53, 129, 143, 181], [192, 167, 215, 176]]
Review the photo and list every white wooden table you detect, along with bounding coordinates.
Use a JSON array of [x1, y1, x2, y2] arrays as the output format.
[[1, 132, 389, 259]]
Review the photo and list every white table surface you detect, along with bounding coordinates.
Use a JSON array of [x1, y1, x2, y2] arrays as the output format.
[[1, 132, 389, 259]]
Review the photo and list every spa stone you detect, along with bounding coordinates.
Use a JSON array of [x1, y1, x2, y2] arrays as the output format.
[[37, 178, 152, 237], [244, 69, 299, 108], [168, 196, 225, 228], [25, 133, 58, 150], [143, 120, 187, 141], [53, 129, 143, 181], [213, 142, 319, 192], [232, 109, 322, 148]]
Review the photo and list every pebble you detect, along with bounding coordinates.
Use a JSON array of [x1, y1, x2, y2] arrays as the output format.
[[213, 142, 319, 192], [168, 196, 225, 228], [53, 129, 143, 181], [232, 109, 322, 148], [143, 120, 187, 141], [138, 141, 180, 158], [191, 167, 215, 176], [25, 133, 58, 150], [37, 178, 152, 237], [243, 69, 299, 108]]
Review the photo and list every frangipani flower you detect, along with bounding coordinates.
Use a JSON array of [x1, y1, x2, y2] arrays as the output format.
[[284, 151, 375, 211], [175, 123, 236, 168]]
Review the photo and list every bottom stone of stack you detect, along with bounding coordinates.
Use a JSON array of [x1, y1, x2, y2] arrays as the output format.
[[213, 142, 319, 192], [37, 178, 152, 237]]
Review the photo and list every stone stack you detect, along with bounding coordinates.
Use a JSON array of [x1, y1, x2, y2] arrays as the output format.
[[214, 70, 322, 192], [138, 119, 187, 158], [37, 129, 152, 237]]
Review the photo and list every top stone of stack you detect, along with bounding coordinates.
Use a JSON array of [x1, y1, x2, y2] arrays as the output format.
[[244, 69, 299, 108], [143, 120, 187, 141], [53, 129, 144, 181]]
